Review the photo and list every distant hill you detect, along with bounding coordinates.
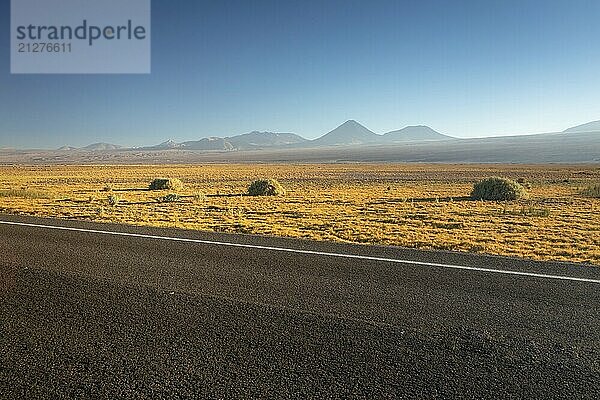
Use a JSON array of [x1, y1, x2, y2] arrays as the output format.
[[180, 137, 234, 151], [382, 126, 453, 142], [82, 143, 122, 151], [57, 146, 78, 151], [564, 121, 600, 133], [309, 121, 452, 146], [151, 140, 180, 150], [227, 131, 307, 149], [311, 120, 379, 146]]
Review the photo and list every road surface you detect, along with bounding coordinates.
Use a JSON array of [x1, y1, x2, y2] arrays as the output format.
[[1, 214, 599, 398]]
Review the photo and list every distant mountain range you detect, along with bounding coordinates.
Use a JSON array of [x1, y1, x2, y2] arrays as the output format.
[[2, 119, 597, 164], [59, 142, 123, 151], [307, 120, 456, 146], [152, 137, 235, 151], [48, 120, 599, 155], [228, 131, 308, 148], [55, 120, 455, 151], [148, 131, 308, 151]]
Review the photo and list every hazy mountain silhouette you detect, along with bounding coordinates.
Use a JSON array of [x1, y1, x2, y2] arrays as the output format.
[[147, 131, 305, 151], [12, 119, 600, 163], [151, 140, 180, 150], [564, 121, 600, 133], [81, 143, 122, 151], [382, 126, 453, 142], [227, 131, 307, 149], [56, 143, 122, 151], [311, 120, 379, 145], [180, 137, 234, 151]]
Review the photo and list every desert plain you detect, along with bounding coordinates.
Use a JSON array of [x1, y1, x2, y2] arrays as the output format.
[[0, 163, 598, 265]]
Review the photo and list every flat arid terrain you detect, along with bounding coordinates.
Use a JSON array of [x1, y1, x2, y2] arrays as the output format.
[[0, 163, 598, 265]]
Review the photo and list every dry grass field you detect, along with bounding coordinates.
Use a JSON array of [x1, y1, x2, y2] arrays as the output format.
[[0, 164, 598, 265]]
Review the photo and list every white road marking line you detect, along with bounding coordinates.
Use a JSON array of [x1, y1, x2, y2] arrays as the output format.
[[2, 220, 599, 284]]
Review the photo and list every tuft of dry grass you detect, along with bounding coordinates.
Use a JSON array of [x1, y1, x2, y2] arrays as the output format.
[[0, 189, 51, 199], [158, 193, 180, 203], [107, 194, 120, 206], [582, 184, 600, 198]]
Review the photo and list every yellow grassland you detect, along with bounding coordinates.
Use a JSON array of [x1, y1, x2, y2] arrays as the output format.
[[0, 164, 598, 264]]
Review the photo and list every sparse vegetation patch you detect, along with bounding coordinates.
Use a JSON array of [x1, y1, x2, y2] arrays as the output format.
[[582, 184, 600, 198], [0, 164, 598, 264], [159, 193, 180, 203], [193, 191, 206, 202], [0, 189, 51, 199]]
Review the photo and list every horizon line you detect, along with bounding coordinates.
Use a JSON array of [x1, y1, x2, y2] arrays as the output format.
[[2, 119, 597, 150]]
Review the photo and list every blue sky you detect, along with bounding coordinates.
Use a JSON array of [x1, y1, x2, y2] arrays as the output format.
[[2, 0, 600, 148]]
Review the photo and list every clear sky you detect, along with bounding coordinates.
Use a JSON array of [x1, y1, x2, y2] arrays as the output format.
[[2, 0, 600, 149]]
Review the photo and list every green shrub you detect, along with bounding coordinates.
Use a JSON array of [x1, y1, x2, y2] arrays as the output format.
[[248, 179, 286, 196], [471, 177, 527, 201], [582, 184, 600, 198], [149, 178, 183, 191]]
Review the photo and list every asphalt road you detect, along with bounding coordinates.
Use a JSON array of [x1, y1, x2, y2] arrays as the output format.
[[1, 214, 599, 399]]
